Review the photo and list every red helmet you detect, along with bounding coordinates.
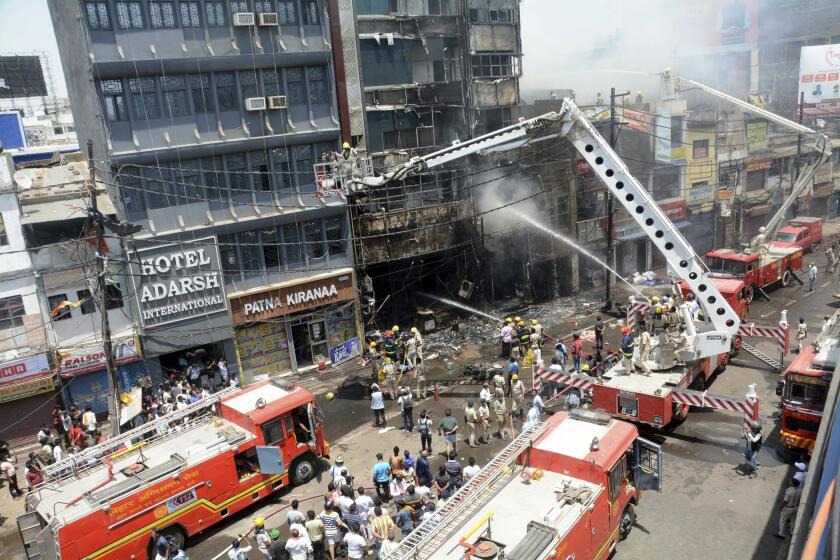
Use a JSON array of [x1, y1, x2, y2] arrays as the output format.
[[622, 327, 631, 335]]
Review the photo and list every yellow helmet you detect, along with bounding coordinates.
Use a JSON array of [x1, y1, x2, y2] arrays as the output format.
[[652, 296, 660, 303], [518, 321, 525, 327], [410, 327, 418, 333], [531, 319, 538, 325], [325, 391, 335, 401], [342, 141, 351, 149], [655, 305, 662, 314], [255, 517, 265, 527], [393, 325, 400, 332], [582, 363, 590, 371], [505, 317, 512, 323], [370, 341, 377, 347], [514, 316, 521, 322], [385, 357, 392, 363], [511, 374, 519, 380]]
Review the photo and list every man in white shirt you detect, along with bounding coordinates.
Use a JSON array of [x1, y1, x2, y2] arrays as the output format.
[[462, 457, 480, 481], [82, 406, 97, 433], [479, 383, 492, 404], [227, 536, 252, 560], [355, 486, 375, 517], [285, 528, 313, 560], [52, 444, 64, 463], [343, 525, 368, 559]]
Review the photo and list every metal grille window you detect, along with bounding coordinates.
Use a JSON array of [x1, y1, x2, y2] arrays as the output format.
[[286, 68, 306, 105], [190, 74, 214, 113], [251, 150, 271, 192], [471, 54, 516, 78], [160, 75, 190, 117], [427, 0, 441, 15], [179, 1, 200, 26], [129, 77, 161, 119], [239, 231, 262, 276], [0, 296, 25, 330], [262, 228, 283, 270], [692, 139, 709, 159], [76, 290, 97, 315], [608, 456, 627, 501], [205, 1, 226, 26], [277, 0, 296, 23], [282, 224, 302, 264], [201, 156, 225, 203], [307, 67, 328, 104], [216, 72, 238, 111], [325, 216, 344, 255], [150, 1, 177, 28], [271, 147, 291, 191], [145, 168, 171, 209], [120, 174, 145, 214], [254, 0, 273, 12], [115, 2, 144, 28], [263, 70, 283, 97], [301, 0, 319, 24], [174, 160, 203, 203], [48, 294, 72, 322], [85, 2, 110, 29], [239, 71, 259, 99], [293, 145, 313, 188], [488, 9, 512, 22], [303, 220, 325, 259], [99, 80, 129, 122], [225, 153, 249, 191], [231, 1, 249, 13], [218, 235, 239, 275], [0, 214, 6, 245]]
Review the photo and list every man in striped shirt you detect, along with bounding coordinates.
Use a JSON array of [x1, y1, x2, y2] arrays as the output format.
[[319, 502, 347, 560], [370, 506, 395, 559]]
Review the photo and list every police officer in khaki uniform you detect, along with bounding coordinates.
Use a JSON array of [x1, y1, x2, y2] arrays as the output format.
[[477, 399, 490, 444], [492, 394, 508, 439], [464, 401, 479, 448]]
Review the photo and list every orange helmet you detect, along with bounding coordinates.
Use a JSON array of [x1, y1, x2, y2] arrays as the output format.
[[622, 326, 631, 335], [385, 330, 394, 337]]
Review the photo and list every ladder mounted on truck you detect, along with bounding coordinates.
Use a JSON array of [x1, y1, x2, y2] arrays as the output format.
[[383, 420, 551, 560], [43, 384, 241, 483]]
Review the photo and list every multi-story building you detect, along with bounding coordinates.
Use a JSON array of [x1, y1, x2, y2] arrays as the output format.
[[350, 0, 523, 322], [49, 0, 363, 384]]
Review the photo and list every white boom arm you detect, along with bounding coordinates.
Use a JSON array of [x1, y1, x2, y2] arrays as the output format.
[[356, 100, 739, 358], [677, 77, 832, 244]]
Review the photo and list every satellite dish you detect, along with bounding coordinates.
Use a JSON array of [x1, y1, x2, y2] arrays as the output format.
[[13, 171, 32, 190]]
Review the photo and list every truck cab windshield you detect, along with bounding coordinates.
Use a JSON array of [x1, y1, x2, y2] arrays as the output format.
[[705, 257, 746, 276], [775, 232, 797, 243], [785, 377, 829, 409]]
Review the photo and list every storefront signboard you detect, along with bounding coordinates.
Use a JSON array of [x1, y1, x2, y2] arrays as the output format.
[[660, 199, 687, 221], [799, 44, 840, 117], [329, 337, 361, 367], [0, 353, 50, 385], [130, 237, 227, 328], [57, 337, 141, 378], [0, 375, 55, 403]]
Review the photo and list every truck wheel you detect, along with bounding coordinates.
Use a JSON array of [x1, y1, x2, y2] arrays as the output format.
[[669, 403, 689, 429], [781, 268, 792, 287], [291, 455, 317, 485], [619, 504, 636, 541], [744, 286, 754, 304], [148, 526, 186, 560]]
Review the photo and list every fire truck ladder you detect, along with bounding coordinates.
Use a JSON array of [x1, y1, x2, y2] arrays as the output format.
[[383, 420, 551, 560], [739, 342, 781, 371], [43, 384, 241, 483]]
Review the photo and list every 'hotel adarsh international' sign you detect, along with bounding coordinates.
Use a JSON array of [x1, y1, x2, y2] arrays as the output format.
[[130, 237, 227, 328]]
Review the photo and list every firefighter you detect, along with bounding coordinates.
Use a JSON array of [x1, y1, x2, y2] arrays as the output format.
[[638, 325, 653, 376], [620, 327, 636, 375], [383, 358, 398, 399], [477, 399, 490, 444], [464, 400, 479, 448], [796, 317, 807, 353], [531, 319, 544, 346], [404, 330, 418, 369], [517, 321, 531, 357], [367, 341, 381, 381], [392, 325, 404, 363], [671, 325, 689, 366], [411, 327, 424, 362], [254, 517, 271, 558], [510, 374, 525, 419], [382, 330, 397, 362], [827, 244, 837, 274], [492, 393, 508, 439]]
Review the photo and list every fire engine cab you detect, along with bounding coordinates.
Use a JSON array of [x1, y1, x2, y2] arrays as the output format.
[[385, 410, 662, 560], [17, 379, 327, 560], [704, 245, 803, 303]]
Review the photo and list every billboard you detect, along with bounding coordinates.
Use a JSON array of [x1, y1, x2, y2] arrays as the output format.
[[130, 237, 228, 328], [798, 44, 840, 117], [0, 111, 25, 150], [0, 55, 48, 99]]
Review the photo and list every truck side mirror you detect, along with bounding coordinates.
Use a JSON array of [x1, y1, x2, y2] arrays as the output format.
[[775, 381, 784, 397]]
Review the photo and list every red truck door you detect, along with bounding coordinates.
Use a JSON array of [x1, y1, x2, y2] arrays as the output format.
[[633, 438, 663, 491]]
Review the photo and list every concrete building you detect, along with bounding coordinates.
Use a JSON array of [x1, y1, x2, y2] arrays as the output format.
[[49, 0, 363, 384]]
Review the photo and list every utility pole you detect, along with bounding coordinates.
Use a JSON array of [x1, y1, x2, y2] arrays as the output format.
[[792, 91, 805, 218], [604, 87, 630, 314], [87, 139, 121, 435]]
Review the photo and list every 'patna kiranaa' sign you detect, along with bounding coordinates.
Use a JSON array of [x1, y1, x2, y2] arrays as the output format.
[[130, 237, 227, 328]]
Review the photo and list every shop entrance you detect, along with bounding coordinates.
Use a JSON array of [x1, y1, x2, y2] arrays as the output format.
[[158, 342, 227, 388], [291, 321, 329, 368]]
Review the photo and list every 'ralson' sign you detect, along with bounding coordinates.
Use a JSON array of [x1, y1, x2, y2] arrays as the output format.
[[229, 271, 355, 324]]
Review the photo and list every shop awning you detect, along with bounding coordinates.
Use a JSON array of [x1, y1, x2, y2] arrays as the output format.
[[20, 194, 116, 225], [617, 220, 691, 242]]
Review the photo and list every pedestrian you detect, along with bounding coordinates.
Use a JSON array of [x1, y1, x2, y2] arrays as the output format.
[[383, 358, 398, 399], [743, 421, 763, 478], [254, 518, 272, 558], [796, 317, 807, 354], [398, 387, 414, 432], [228, 536, 253, 560], [389, 446, 403, 479], [37, 425, 50, 446], [52, 405, 68, 447], [554, 339, 568, 370], [370, 506, 395, 558], [318, 502, 344, 560], [389, 473, 407, 506], [570, 333, 583, 372], [413, 360, 428, 400], [370, 384, 386, 428], [500, 319, 513, 358], [284, 528, 312, 560], [395, 503, 416, 536], [506, 358, 519, 396], [434, 464, 452, 499], [494, 366, 507, 395], [286, 500, 303, 526], [477, 399, 490, 444], [823, 314, 831, 334], [492, 394, 507, 439], [807, 262, 817, 292], [25, 461, 43, 489], [794, 455, 809, 484], [304, 510, 325, 560], [775, 478, 803, 538], [510, 374, 525, 419], [343, 524, 368, 559], [594, 316, 604, 349], [566, 388, 581, 410], [371, 453, 391, 501], [1, 455, 20, 498], [479, 382, 492, 404], [463, 457, 480, 482], [330, 455, 346, 483], [355, 486, 375, 517], [402, 449, 416, 486], [416, 450, 433, 488], [338, 486, 355, 517], [533, 390, 544, 417], [343, 503, 366, 537], [826, 244, 837, 273], [638, 325, 652, 377], [464, 400, 479, 448], [82, 405, 97, 434], [417, 410, 433, 453], [620, 327, 636, 374], [439, 408, 458, 455], [267, 529, 288, 560], [445, 452, 463, 490]]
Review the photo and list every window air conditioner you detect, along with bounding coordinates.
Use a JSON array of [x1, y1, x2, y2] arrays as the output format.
[[245, 97, 267, 111], [233, 12, 256, 26], [259, 12, 279, 25], [268, 95, 287, 109]]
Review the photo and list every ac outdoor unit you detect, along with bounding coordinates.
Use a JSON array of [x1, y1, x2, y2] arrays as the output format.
[[233, 12, 256, 26], [259, 12, 279, 25], [268, 95, 287, 109], [245, 97, 267, 111]]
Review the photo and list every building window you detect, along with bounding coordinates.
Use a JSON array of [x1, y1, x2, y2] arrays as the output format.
[[489, 9, 512, 22], [218, 235, 239, 275], [307, 67, 329, 104], [190, 74, 214, 113], [293, 145, 313, 189], [251, 150, 271, 191], [76, 289, 97, 315], [303, 220, 325, 259], [301, 0, 319, 24], [277, 0, 296, 23], [325, 216, 344, 255], [239, 70, 259, 99], [670, 116, 683, 147], [746, 169, 765, 192], [427, 0, 441, 15], [99, 80, 129, 122], [282, 223, 302, 264], [120, 174, 145, 214], [262, 228, 283, 270], [150, 1, 177, 28], [225, 153, 250, 192], [0, 214, 6, 245], [160, 75, 190, 117], [239, 231, 262, 276], [145, 168, 172, 209], [468, 8, 478, 23], [471, 54, 517, 78], [264, 70, 283, 97], [690, 181, 713, 202], [48, 294, 72, 321], [652, 165, 680, 200], [205, 1, 226, 26], [286, 68, 306, 106], [230, 1, 249, 13], [271, 147, 291, 191], [0, 296, 25, 330], [129, 77, 161, 120], [179, 1, 200, 26], [216, 72, 238, 111], [692, 139, 709, 159], [115, 1, 144, 28], [85, 2, 110, 29], [254, 0, 273, 12]]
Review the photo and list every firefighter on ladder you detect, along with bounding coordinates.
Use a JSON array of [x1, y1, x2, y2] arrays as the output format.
[[620, 327, 636, 375]]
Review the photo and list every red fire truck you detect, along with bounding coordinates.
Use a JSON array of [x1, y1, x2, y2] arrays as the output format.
[[704, 245, 804, 303], [385, 409, 662, 560], [17, 379, 328, 560], [777, 310, 838, 454]]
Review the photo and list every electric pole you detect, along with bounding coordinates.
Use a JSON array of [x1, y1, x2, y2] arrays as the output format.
[[792, 91, 805, 218], [87, 139, 121, 435], [604, 87, 630, 314]]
